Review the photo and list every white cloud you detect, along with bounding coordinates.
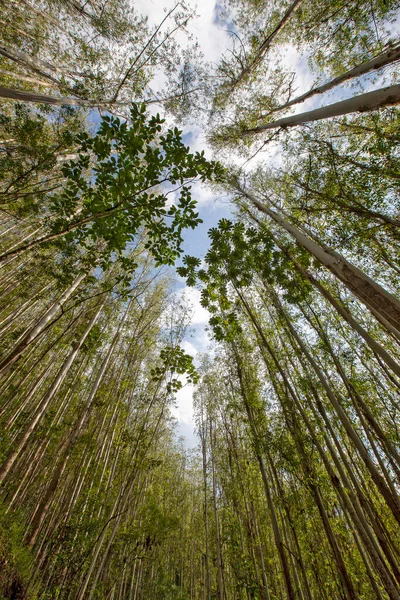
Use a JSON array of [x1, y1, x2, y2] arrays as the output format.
[[190, 326, 211, 355], [192, 181, 222, 206], [134, 0, 230, 63], [175, 419, 199, 449], [182, 339, 198, 356], [172, 381, 195, 424], [183, 125, 210, 156], [277, 44, 314, 109], [179, 286, 209, 324], [171, 378, 198, 449]]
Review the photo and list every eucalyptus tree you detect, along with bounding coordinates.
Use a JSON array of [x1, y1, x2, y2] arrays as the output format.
[[242, 85, 400, 134], [0, 0, 201, 116], [209, 0, 400, 153], [223, 169, 400, 335], [0, 49, 222, 600], [1, 0, 400, 598], [0, 251, 202, 599], [0, 101, 221, 384], [259, 43, 400, 117], [179, 212, 400, 598], [0, 103, 85, 213], [212, 0, 303, 109]]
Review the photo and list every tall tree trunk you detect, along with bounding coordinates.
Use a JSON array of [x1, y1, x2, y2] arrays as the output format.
[[240, 311, 357, 600], [244, 84, 400, 133], [262, 44, 400, 116], [278, 243, 400, 378], [235, 287, 400, 597], [269, 288, 400, 525], [25, 302, 129, 546], [0, 85, 132, 107], [239, 188, 400, 333], [209, 417, 225, 600], [200, 406, 212, 600], [0, 303, 103, 485], [233, 0, 303, 88], [234, 355, 296, 600], [0, 272, 85, 374], [0, 46, 65, 83]]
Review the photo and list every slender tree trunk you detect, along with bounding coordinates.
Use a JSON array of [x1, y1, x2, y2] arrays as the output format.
[[262, 44, 400, 116], [239, 188, 400, 333], [200, 408, 212, 600], [0, 303, 104, 485], [0, 272, 85, 374], [209, 418, 225, 600], [0, 68, 59, 88], [251, 502, 272, 600], [233, 0, 303, 87], [236, 288, 400, 597], [244, 84, 400, 133], [291, 373, 400, 600], [269, 288, 400, 525], [0, 46, 65, 83], [0, 85, 132, 107], [302, 302, 400, 471], [25, 302, 129, 546], [245, 319, 357, 600], [276, 243, 400, 378], [234, 357, 296, 600]]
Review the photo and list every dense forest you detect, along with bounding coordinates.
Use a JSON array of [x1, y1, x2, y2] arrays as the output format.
[[0, 0, 400, 598]]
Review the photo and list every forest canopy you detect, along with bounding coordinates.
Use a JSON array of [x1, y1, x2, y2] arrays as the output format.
[[0, 0, 400, 599]]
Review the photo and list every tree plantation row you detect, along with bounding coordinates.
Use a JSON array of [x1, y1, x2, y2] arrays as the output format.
[[0, 0, 399, 598]]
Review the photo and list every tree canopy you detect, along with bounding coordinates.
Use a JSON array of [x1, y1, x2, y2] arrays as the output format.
[[1, 0, 400, 599]]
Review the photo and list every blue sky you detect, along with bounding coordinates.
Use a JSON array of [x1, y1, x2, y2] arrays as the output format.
[[132, 0, 400, 449], [172, 157, 233, 448], [130, 0, 236, 448]]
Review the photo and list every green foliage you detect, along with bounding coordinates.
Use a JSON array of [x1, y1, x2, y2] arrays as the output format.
[[178, 217, 313, 340], [0, 504, 37, 599], [0, 104, 83, 218], [151, 345, 199, 392], [1, 2, 400, 600], [34, 103, 223, 275]]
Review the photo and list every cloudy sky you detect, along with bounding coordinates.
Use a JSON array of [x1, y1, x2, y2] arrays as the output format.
[[137, 0, 315, 449], [134, 0, 399, 448], [132, 0, 236, 448]]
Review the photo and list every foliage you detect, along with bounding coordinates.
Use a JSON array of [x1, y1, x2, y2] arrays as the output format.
[[49, 103, 223, 272], [0, 0, 400, 599]]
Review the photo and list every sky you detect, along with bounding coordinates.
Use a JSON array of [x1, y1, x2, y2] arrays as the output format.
[[141, 0, 310, 448], [134, 0, 400, 448], [136, 0, 317, 449], [133, 0, 236, 448]]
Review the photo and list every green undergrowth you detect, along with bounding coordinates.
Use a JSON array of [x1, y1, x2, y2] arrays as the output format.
[[0, 504, 39, 600]]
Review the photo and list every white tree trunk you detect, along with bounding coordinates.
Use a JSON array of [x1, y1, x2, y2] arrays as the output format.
[[263, 44, 400, 116], [0, 272, 86, 374], [240, 189, 400, 332], [0, 85, 131, 107], [245, 84, 400, 133]]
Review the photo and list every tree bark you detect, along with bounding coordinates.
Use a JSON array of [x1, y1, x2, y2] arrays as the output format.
[[0, 272, 85, 375], [209, 417, 225, 600], [0, 303, 102, 485], [244, 84, 400, 133], [25, 302, 129, 546], [239, 188, 400, 334], [262, 45, 400, 116], [0, 85, 132, 107], [235, 355, 296, 600]]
